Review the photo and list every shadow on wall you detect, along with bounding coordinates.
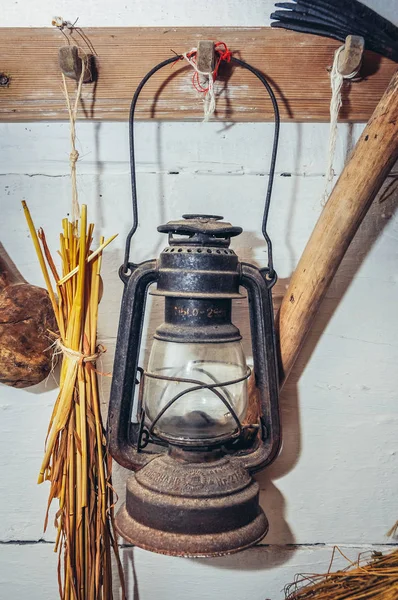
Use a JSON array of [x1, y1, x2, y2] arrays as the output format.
[[123, 548, 141, 600], [340, 51, 383, 120], [258, 172, 398, 541], [121, 544, 299, 600]]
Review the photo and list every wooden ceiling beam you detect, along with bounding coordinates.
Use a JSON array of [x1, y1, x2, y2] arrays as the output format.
[[0, 27, 395, 122]]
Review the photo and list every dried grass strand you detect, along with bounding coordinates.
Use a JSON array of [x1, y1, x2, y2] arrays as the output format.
[[285, 546, 398, 600]]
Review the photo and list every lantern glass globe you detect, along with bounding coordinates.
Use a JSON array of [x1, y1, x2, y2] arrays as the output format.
[[144, 339, 248, 442]]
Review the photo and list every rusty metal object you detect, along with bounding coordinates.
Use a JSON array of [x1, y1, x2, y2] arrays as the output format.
[[0, 74, 10, 87], [108, 56, 282, 558], [0, 243, 57, 387], [116, 448, 268, 557], [108, 215, 280, 556]]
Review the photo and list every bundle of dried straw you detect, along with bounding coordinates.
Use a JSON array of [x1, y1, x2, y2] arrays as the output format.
[[23, 201, 124, 599], [285, 545, 398, 599]]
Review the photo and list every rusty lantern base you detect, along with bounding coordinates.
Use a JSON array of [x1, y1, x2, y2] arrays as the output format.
[[115, 450, 268, 557]]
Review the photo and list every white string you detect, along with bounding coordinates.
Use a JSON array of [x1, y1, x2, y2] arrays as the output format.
[[49, 338, 101, 364], [183, 47, 216, 122], [322, 45, 359, 205], [61, 61, 86, 223]]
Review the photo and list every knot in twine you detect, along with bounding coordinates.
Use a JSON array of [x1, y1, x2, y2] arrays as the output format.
[[182, 41, 232, 122], [61, 60, 86, 222], [55, 338, 104, 366], [69, 149, 79, 167], [323, 44, 360, 205]]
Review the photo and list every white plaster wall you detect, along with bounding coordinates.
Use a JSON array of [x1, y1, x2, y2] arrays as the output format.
[[1, 1, 398, 599], [2, 0, 397, 27]]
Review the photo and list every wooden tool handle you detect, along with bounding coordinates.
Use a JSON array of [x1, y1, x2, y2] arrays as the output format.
[[0, 243, 57, 388], [277, 70, 398, 384], [0, 242, 26, 289]]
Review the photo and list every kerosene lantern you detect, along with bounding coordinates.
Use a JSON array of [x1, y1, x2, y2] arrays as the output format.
[[108, 53, 281, 557]]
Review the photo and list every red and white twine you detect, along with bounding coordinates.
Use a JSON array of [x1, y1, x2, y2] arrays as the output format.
[[181, 42, 232, 121]]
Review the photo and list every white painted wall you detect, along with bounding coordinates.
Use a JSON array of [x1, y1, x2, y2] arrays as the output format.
[[1, 2, 398, 599], [2, 0, 397, 27]]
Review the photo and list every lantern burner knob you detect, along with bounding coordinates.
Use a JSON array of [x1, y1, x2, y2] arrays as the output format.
[[158, 214, 242, 247], [182, 214, 223, 221]]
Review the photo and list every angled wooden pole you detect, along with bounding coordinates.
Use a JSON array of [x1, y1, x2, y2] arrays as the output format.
[[277, 69, 398, 385]]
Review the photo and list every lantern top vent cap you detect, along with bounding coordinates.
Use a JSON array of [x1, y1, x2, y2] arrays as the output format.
[[157, 214, 242, 244]]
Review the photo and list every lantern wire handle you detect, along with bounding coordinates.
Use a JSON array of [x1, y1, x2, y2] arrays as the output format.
[[123, 54, 280, 280]]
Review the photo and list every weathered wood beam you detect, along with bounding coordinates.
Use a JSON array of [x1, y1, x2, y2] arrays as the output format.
[[0, 27, 395, 122]]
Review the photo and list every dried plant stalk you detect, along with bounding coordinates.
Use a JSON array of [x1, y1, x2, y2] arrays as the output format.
[[24, 202, 125, 600], [285, 546, 398, 600]]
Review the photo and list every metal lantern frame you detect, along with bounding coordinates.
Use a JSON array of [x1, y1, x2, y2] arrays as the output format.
[[107, 53, 282, 557]]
